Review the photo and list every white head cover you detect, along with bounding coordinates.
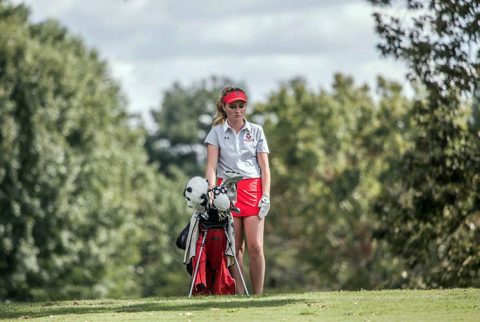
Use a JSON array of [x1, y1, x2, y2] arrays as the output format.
[[212, 186, 230, 212], [184, 176, 209, 211]]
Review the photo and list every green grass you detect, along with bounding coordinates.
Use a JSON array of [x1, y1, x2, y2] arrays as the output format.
[[1, 289, 479, 321]]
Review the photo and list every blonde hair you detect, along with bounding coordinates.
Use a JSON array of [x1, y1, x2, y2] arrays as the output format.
[[212, 86, 247, 126]]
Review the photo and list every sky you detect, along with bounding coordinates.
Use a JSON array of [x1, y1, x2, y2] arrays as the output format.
[[12, 0, 407, 128]]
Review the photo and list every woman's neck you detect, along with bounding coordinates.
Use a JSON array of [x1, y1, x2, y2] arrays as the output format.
[[227, 119, 245, 133]]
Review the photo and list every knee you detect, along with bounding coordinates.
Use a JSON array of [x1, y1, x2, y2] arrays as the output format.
[[247, 242, 264, 258]]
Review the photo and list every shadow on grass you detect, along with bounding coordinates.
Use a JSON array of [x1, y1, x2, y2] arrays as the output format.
[[0, 297, 307, 319]]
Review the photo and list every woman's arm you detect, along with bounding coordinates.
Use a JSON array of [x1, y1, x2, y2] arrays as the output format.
[[257, 152, 270, 196], [205, 144, 219, 189]]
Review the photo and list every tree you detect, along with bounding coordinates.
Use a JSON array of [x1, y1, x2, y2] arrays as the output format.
[[0, 1, 183, 300], [253, 75, 412, 290], [370, 0, 480, 98], [370, 0, 480, 287], [146, 77, 244, 178]]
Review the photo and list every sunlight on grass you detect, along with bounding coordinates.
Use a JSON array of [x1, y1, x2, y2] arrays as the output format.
[[0, 289, 479, 321]]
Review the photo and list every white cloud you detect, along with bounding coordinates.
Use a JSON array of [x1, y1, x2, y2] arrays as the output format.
[[10, 0, 408, 129]]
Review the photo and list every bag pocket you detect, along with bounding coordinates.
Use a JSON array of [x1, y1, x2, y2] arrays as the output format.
[[176, 222, 190, 250]]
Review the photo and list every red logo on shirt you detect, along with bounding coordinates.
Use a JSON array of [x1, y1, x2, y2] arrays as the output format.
[[244, 133, 254, 142]]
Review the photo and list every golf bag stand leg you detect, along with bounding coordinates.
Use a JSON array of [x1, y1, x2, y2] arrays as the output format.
[[224, 230, 249, 296], [188, 228, 208, 297]]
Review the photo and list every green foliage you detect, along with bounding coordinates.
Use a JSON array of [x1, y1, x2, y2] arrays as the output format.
[[146, 77, 244, 178], [253, 75, 412, 290], [0, 0, 188, 300], [370, 0, 480, 97], [370, 0, 480, 287], [133, 169, 190, 297], [374, 98, 480, 287]]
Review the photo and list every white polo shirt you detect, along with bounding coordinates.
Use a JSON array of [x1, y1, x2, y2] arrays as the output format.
[[204, 120, 269, 179]]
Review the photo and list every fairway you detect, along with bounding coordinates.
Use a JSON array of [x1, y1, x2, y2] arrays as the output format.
[[0, 289, 478, 321]]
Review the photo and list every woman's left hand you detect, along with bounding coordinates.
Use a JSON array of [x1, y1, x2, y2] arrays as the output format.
[[258, 195, 270, 219]]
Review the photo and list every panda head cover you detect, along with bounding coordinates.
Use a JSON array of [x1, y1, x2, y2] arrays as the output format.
[[184, 176, 209, 211]]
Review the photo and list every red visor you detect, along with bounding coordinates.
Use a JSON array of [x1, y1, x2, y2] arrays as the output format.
[[222, 91, 247, 104]]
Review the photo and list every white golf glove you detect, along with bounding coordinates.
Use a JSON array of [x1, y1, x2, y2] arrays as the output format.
[[258, 195, 270, 219]]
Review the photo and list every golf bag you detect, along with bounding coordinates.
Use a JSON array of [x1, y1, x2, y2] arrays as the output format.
[[188, 214, 235, 296], [179, 172, 249, 296]]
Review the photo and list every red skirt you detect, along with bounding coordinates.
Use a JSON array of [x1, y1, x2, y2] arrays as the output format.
[[217, 178, 262, 217]]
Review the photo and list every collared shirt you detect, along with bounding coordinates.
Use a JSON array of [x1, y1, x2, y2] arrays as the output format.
[[204, 120, 269, 179]]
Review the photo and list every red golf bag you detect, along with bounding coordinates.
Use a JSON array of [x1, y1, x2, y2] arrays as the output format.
[[189, 219, 236, 296]]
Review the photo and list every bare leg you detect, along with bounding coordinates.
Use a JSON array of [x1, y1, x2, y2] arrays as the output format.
[[230, 216, 245, 294], [244, 216, 265, 295]]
